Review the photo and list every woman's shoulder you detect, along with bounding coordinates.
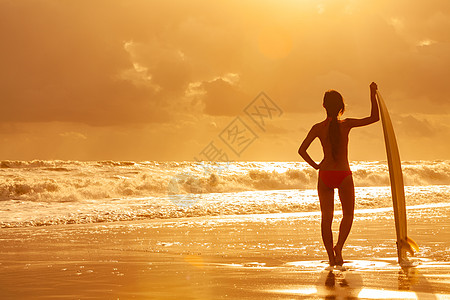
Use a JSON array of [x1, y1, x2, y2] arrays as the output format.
[[340, 118, 355, 126], [340, 117, 368, 128], [310, 120, 329, 135], [312, 120, 328, 129], [318, 118, 331, 126]]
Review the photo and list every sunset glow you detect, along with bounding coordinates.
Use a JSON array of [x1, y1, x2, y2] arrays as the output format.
[[1, 0, 449, 161]]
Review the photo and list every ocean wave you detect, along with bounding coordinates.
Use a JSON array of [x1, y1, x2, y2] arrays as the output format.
[[0, 160, 449, 203], [2, 186, 450, 228]]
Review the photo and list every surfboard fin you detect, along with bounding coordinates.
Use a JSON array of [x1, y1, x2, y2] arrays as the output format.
[[399, 237, 419, 256], [406, 237, 419, 252]]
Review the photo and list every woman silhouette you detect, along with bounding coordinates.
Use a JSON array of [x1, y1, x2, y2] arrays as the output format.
[[298, 82, 379, 266]]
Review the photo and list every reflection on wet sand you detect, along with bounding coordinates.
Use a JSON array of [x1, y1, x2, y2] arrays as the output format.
[[314, 265, 439, 299], [399, 266, 437, 300], [316, 270, 362, 299], [399, 266, 419, 290], [317, 269, 418, 299]]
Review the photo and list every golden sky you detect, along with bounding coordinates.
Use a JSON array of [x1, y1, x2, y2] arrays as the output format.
[[1, 0, 449, 161]]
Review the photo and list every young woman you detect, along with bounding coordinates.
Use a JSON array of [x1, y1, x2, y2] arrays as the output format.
[[298, 82, 379, 266]]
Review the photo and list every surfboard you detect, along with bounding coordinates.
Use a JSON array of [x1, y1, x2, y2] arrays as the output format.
[[376, 91, 419, 264]]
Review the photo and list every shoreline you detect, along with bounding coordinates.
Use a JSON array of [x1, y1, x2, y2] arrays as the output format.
[[1, 205, 449, 299], [2, 195, 450, 229]]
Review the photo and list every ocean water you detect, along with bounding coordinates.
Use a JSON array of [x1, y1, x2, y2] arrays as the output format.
[[0, 160, 449, 228]]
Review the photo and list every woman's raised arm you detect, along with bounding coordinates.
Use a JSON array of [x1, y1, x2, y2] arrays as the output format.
[[345, 82, 380, 128]]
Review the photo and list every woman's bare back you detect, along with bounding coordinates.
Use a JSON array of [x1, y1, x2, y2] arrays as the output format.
[[314, 118, 351, 171]]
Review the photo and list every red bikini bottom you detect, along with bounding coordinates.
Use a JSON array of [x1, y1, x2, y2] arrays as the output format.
[[319, 170, 352, 189]]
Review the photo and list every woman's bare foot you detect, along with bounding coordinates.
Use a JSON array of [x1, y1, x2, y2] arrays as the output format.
[[334, 246, 344, 266]]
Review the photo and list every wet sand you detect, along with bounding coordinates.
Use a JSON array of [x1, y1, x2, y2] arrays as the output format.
[[1, 205, 449, 299]]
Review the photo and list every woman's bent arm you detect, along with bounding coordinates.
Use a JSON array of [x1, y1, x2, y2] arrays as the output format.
[[298, 125, 320, 170]]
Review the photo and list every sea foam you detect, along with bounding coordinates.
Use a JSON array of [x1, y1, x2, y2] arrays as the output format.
[[1, 160, 449, 227], [1, 160, 449, 202]]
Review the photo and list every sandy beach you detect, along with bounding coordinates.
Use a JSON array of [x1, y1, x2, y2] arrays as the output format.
[[1, 204, 449, 299]]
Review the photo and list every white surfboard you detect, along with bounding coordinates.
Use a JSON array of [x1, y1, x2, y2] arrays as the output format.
[[376, 91, 419, 264]]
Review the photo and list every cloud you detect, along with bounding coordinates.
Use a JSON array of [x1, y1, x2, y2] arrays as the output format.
[[1, 0, 450, 160], [3, 0, 450, 126], [394, 114, 450, 139], [59, 132, 87, 140], [200, 77, 248, 116], [395, 115, 435, 137], [0, 1, 176, 125]]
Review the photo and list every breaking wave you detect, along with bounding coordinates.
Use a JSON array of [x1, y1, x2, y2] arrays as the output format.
[[1, 160, 449, 227], [0, 160, 449, 203]]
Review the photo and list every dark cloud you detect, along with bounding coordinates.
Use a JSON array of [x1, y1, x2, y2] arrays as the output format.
[[200, 79, 248, 116], [3, 0, 449, 127], [395, 114, 442, 138], [399, 115, 434, 137], [0, 1, 179, 125]]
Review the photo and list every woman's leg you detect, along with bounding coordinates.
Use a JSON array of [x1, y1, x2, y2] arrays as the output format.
[[334, 175, 355, 265], [318, 179, 335, 266]]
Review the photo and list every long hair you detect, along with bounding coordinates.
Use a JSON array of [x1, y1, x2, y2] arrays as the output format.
[[323, 90, 345, 161]]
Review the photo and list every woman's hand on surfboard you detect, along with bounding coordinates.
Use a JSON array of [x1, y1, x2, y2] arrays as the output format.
[[370, 82, 378, 93]]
